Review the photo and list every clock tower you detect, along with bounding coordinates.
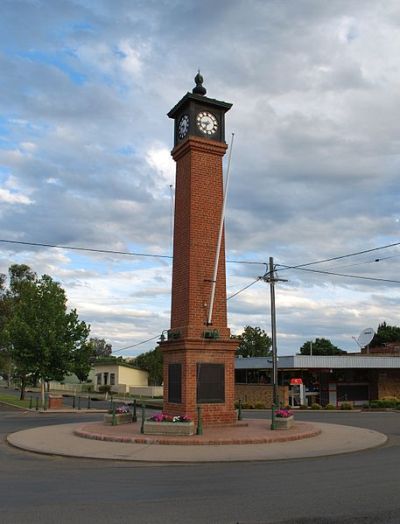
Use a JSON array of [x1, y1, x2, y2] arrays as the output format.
[[160, 73, 238, 426]]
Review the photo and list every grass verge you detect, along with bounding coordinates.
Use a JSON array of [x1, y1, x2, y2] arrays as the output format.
[[0, 393, 31, 409]]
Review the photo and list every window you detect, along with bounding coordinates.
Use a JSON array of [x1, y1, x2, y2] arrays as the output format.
[[96, 374, 101, 386], [110, 373, 115, 386]]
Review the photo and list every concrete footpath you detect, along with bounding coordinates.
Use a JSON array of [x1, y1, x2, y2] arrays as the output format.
[[7, 419, 387, 463]]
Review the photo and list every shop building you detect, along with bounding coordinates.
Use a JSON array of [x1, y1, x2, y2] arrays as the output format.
[[235, 354, 400, 407]]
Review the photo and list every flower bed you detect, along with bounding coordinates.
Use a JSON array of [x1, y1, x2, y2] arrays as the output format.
[[104, 413, 132, 425], [274, 409, 294, 429], [104, 405, 131, 425], [143, 413, 194, 436]]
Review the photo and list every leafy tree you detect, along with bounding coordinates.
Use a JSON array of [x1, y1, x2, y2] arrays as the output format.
[[0, 274, 13, 385], [371, 322, 400, 346], [134, 347, 163, 385], [235, 326, 272, 358], [90, 337, 112, 359], [299, 338, 346, 356], [4, 265, 90, 402]]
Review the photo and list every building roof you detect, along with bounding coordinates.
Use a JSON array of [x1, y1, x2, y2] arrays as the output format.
[[235, 354, 400, 370], [92, 359, 145, 372]]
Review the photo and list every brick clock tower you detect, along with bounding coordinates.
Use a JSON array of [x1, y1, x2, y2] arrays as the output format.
[[160, 73, 238, 426]]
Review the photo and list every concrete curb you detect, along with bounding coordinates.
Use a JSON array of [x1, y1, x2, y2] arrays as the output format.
[[7, 421, 387, 463]]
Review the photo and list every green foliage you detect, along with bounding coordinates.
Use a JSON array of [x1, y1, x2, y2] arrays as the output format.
[[90, 337, 112, 359], [1, 264, 90, 397], [325, 404, 336, 410], [311, 403, 322, 410], [134, 347, 163, 385], [371, 322, 400, 346], [99, 385, 112, 394], [299, 338, 346, 356], [340, 402, 353, 410], [235, 326, 272, 358], [369, 398, 399, 409]]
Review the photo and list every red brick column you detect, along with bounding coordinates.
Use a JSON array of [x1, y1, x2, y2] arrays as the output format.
[[160, 136, 238, 426]]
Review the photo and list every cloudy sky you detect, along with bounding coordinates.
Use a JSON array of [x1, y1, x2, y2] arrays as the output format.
[[1, 0, 400, 356]]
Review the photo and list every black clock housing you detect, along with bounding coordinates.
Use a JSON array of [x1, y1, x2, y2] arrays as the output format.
[[168, 92, 232, 147]]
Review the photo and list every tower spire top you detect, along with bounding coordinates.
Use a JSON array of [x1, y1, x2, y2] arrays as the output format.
[[192, 70, 207, 96]]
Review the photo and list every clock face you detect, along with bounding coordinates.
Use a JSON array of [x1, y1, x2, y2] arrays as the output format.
[[178, 114, 190, 139], [196, 111, 218, 135]]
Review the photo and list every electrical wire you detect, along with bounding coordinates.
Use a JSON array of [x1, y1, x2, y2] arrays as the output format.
[[0, 239, 172, 259], [278, 264, 400, 284], [113, 334, 162, 353], [277, 241, 400, 271], [0, 238, 265, 266], [226, 277, 261, 300]]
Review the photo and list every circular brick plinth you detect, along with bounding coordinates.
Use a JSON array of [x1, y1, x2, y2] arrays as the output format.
[[74, 419, 321, 446]]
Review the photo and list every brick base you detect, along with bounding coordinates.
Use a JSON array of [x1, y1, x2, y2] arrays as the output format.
[[160, 337, 238, 426]]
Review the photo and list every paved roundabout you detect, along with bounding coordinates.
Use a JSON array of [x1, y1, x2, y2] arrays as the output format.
[[7, 418, 387, 462]]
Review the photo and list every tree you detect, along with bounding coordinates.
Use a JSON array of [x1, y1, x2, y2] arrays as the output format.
[[134, 347, 163, 385], [371, 322, 400, 346], [90, 337, 112, 359], [299, 338, 346, 356], [235, 326, 272, 358], [4, 265, 90, 402]]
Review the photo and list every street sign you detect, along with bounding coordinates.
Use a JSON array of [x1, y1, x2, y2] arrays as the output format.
[[290, 378, 303, 385]]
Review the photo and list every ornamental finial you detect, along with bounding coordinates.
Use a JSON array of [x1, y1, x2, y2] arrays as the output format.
[[192, 70, 206, 96]]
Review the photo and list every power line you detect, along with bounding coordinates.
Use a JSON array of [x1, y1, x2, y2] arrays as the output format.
[[0, 239, 172, 260], [0, 238, 265, 266], [113, 334, 161, 353], [279, 264, 400, 284], [319, 253, 400, 272], [278, 241, 400, 271], [226, 277, 261, 300]]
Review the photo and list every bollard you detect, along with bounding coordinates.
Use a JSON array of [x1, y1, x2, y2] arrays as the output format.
[[87, 396, 91, 409], [35, 397, 39, 411], [270, 403, 276, 430], [78, 396, 81, 410], [238, 399, 242, 421], [72, 395, 76, 409], [140, 403, 145, 434], [112, 403, 116, 426], [132, 399, 137, 423], [29, 396, 33, 410], [196, 406, 203, 435]]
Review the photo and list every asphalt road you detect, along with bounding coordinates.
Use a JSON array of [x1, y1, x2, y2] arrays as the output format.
[[1, 406, 399, 524]]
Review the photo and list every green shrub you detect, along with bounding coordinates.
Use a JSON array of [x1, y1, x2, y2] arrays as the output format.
[[340, 402, 353, 410], [254, 402, 267, 409], [325, 404, 335, 410], [369, 399, 397, 409], [299, 404, 308, 410], [99, 385, 111, 394], [311, 403, 322, 410]]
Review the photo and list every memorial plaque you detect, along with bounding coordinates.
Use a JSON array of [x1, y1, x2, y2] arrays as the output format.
[[197, 363, 225, 403], [168, 363, 182, 403]]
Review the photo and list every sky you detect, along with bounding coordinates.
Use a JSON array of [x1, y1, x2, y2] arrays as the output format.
[[1, 0, 400, 356]]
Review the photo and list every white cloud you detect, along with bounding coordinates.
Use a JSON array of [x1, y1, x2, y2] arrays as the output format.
[[0, 188, 32, 205], [1, 0, 400, 355]]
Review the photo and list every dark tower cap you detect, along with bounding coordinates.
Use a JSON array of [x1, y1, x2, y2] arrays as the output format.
[[192, 70, 206, 96]]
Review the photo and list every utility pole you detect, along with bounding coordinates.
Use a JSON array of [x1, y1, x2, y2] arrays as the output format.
[[260, 257, 287, 408]]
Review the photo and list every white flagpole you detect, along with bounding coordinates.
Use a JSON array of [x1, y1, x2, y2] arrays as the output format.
[[206, 132, 235, 326]]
